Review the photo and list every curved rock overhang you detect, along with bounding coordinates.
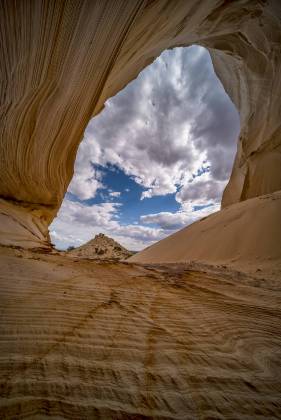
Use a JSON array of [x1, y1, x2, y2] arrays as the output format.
[[0, 0, 281, 247]]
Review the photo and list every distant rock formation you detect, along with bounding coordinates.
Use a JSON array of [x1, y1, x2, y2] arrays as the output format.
[[66, 233, 132, 260]]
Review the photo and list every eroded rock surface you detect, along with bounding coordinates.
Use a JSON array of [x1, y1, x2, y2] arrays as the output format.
[[0, 0, 281, 247], [0, 247, 281, 418]]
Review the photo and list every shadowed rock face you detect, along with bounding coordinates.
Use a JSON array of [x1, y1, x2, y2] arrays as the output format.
[[0, 0, 281, 248]]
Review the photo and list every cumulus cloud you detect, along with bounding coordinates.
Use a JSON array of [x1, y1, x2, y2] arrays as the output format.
[[68, 146, 104, 199], [176, 171, 226, 206], [51, 45, 240, 250], [141, 202, 220, 230], [109, 191, 121, 197], [68, 45, 239, 201], [69, 174, 103, 200]]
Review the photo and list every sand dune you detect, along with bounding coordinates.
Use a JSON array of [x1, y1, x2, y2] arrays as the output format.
[[130, 191, 281, 274]]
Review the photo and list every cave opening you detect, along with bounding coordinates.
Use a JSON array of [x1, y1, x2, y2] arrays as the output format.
[[50, 45, 240, 253]]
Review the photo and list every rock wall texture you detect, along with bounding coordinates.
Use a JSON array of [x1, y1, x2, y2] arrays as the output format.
[[0, 0, 281, 246]]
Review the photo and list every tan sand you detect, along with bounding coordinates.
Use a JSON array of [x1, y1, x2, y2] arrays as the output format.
[[0, 246, 281, 418], [130, 191, 281, 276]]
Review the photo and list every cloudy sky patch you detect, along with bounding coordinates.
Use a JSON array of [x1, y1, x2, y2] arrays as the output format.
[[50, 46, 239, 251]]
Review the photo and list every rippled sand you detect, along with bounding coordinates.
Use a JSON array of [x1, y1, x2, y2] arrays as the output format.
[[0, 246, 281, 419]]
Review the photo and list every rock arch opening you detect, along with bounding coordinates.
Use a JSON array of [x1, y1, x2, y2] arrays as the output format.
[[0, 1, 280, 255], [50, 45, 240, 251]]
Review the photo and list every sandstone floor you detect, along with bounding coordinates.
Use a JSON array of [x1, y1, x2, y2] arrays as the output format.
[[0, 246, 281, 419]]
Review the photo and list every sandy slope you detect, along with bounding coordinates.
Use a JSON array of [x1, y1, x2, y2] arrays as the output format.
[[0, 246, 281, 418], [130, 191, 281, 273]]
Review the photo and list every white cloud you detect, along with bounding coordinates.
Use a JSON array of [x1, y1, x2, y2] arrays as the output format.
[[68, 148, 104, 199], [176, 171, 226, 206], [109, 191, 121, 197], [50, 199, 164, 251], [66, 45, 239, 202], [51, 45, 240, 251], [141, 202, 220, 230], [68, 174, 103, 200]]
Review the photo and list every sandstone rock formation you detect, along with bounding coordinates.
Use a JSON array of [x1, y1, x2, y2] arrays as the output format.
[[1, 246, 281, 418], [1, 3, 281, 417], [0, 0, 281, 253], [66, 233, 132, 260]]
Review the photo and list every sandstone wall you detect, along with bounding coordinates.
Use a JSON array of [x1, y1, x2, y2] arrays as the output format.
[[1, 0, 281, 246]]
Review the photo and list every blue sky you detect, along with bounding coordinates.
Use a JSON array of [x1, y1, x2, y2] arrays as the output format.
[[68, 163, 181, 222], [66, 162, 215, 228], [50, 46, 239, 251]]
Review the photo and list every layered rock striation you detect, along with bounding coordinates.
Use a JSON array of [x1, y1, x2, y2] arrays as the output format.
[[0, 0, 281, 249], [1, 247, 281, 418]]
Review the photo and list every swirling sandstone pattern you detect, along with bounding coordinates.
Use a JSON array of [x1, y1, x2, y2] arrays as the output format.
[[0, 0, 281, 247], [0, 247, 281, 418]]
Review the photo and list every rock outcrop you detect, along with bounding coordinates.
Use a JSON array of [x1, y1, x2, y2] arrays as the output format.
[[0, 0, 281, 249], [66, 233, 132, 260]]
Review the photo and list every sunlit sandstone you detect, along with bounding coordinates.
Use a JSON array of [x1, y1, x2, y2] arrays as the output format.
[[0, 247, 281, 418]]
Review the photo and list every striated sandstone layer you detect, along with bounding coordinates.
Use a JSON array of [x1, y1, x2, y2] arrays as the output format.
[[0, 0, 281, 246], [0, 247, 281, 418]]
